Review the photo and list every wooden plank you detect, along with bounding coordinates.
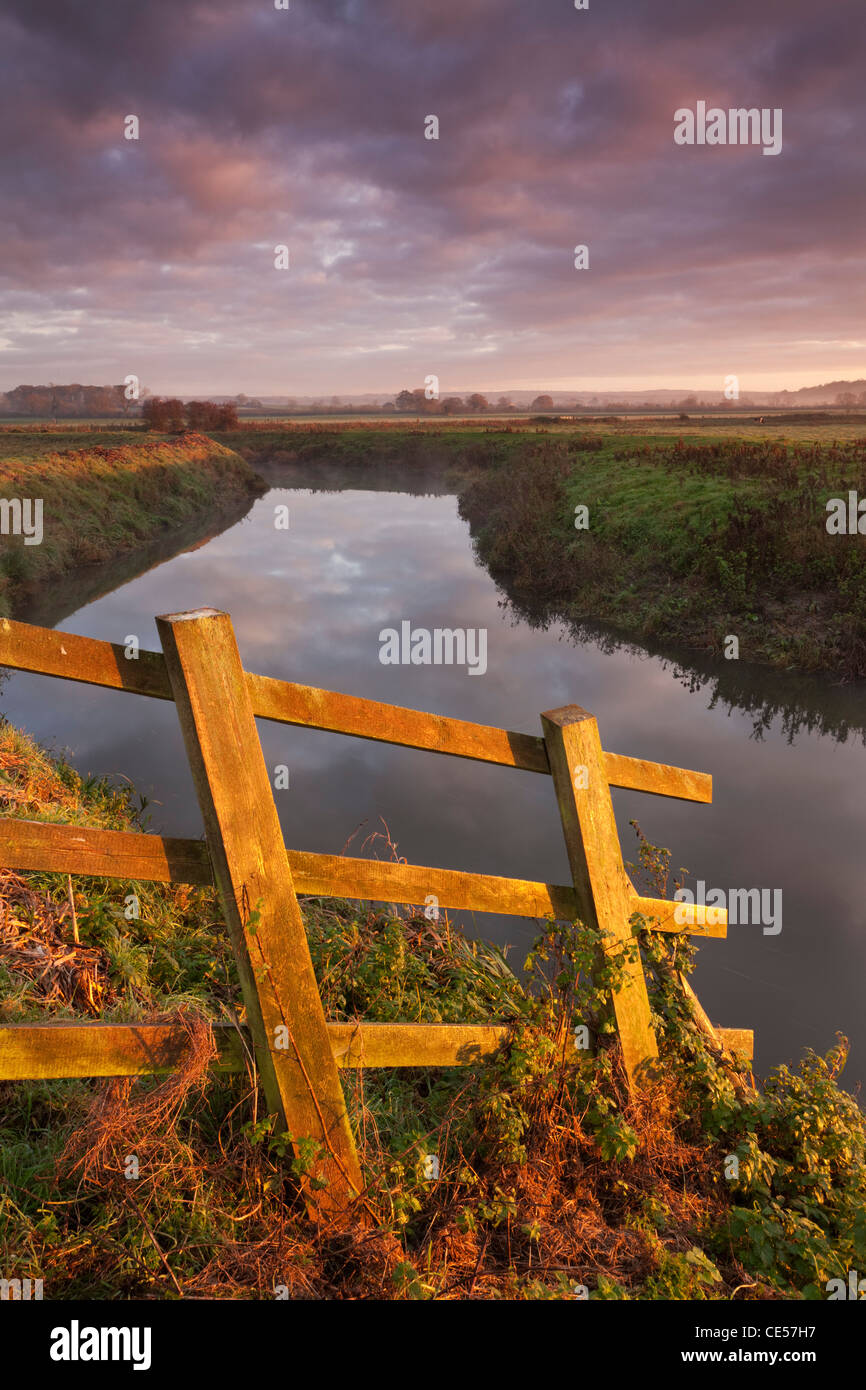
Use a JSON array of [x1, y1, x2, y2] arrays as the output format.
[[298, 856, 725, 935], [679, 973, 755, 1093], [0, 617, 549, 773], [206, 678, 712, 800], [156, 608, 364, 1219], [0, 1017, 751, 1079], [0, 1021, 511, 1079], [0, 821, 723, 937], [247, 671, 550, 773], [287, 849, 576, 919], [717, 1028, 754, 1060], [0, 818, 213, 885], [0, 1020, 247, 1078], [329, 1022, 509, 1068], [541, 704, 658, 1089], [0, 617, 172, 700], [679, 973, 721, 1041], [604, 751, 711, 804], [0, 618, 713, 800], [631, 893, 727, 938]]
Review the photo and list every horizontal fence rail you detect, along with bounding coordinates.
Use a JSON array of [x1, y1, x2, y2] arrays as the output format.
[[0, 819, 728, 936], [0, 1020, 513, 1078], [0, 618, 712, 802], [0, 1020, 753, 1080]]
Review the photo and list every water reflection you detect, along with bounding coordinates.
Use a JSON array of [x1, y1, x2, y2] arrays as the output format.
[[498, 601, 866, 749]]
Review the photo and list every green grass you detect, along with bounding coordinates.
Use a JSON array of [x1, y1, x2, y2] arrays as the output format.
[[0, 432, 265, 614], [0, 426, 145, 464], [456, 431, 866, 678]]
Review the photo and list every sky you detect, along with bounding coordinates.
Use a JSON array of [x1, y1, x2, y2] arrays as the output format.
[[0, 0, 864, 397]]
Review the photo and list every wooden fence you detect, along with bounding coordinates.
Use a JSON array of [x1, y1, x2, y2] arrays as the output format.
[[0, 610, 751, 1218]]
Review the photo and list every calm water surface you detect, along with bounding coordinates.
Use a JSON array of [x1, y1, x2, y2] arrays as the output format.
[[3, 480, 865, 1094]]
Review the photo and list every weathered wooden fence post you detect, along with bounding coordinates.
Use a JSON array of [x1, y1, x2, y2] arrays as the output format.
[[156, 608, 365, 1221], [540, 704, 658, 1088]]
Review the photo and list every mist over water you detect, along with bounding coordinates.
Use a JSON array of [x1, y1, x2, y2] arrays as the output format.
[[3, 479, 865, 1096]]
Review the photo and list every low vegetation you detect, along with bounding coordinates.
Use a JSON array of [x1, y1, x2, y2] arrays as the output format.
[[140, 398, 239, 432], [0, 726, 863, 1300], [0, 432, 265, 615], [458, 433, 866, 678]]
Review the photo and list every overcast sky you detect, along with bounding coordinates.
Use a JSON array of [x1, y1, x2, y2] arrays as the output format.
[[1, 0, 863, 396]]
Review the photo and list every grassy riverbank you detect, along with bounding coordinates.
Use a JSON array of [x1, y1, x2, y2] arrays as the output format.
[[0, 430, 265, 616], [223, 422, 866, 680], [1, 727, 864, 1300], [458, 433, 866, 680]]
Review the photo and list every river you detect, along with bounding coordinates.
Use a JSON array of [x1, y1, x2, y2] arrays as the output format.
[[3, 474, 865, 1095]]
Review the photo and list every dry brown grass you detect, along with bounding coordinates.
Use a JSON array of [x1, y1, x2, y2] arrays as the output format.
[[37, 1008, 762, 1300], [0, 867, 110, 1014], [59, 1009, 217, 1190]]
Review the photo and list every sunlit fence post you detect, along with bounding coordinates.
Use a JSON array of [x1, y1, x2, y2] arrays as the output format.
[[156, 608, 365, 1221], [541, 705, 658, 1087]]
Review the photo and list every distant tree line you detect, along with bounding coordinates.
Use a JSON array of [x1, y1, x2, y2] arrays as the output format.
[[392, 389, 558, 414], [0, 383, 128, 417], [141, 397, 239, 431], [390, 387, 866, 415]]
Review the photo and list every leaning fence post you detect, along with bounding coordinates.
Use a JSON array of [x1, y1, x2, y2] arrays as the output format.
[[540, 704, 658, 1089], [156, 608, 366, 1220]]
